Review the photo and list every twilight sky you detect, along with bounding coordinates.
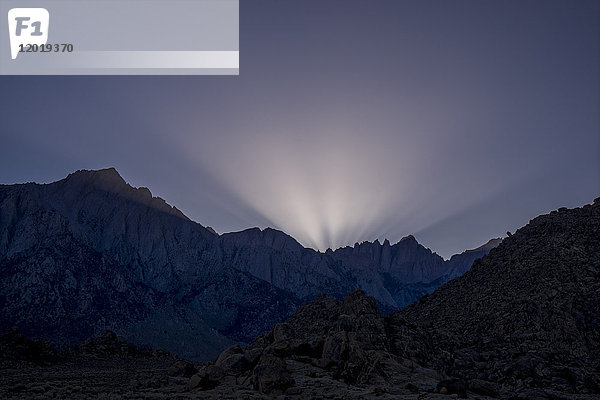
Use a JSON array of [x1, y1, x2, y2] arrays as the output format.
[[0, 0, 598, 258]]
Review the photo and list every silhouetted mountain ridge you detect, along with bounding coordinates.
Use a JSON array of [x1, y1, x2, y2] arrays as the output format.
[[0, 168, 498, 360]]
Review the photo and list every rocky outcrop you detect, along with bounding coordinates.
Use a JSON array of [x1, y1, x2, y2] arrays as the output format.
[[0, 327, 176, 368], [397, 198, 600, 397], [186, 289, 447, 398], [0, 327, 63, 367], [0, 328, 196, 399]]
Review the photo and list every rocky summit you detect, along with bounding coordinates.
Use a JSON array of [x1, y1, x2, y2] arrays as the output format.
[[184, 198, 600, 399]]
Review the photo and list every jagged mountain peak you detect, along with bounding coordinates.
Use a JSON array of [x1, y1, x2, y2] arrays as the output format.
[[399, 234, 417, 243], [220, 226, 303, 254], [57, 168, 190, 221], [262, 226, 294, 237], [70, 166, 122, 178], [222, 226, 297, 242], [64, 167, 127, 188], [349, 235, 417, 250]]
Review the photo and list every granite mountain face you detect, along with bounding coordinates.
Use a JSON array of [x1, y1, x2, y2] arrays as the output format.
[[0, 168, 495, 360], [0, 169, 299, 360]]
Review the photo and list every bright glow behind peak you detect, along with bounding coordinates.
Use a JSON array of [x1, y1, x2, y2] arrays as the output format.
[[182, 123, 492, 252]]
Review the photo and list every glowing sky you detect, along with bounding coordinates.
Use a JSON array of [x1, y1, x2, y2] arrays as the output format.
[[1, 0, 599, 258]]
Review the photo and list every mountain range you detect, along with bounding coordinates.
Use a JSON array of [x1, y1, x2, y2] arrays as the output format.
[[188, 196, 600, 399], [1, 197, 596, 399], [0, 168, 499, 360]]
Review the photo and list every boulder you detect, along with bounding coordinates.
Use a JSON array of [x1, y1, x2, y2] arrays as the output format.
[[188, 365, 224, 391], [321, 332, 348, 367], [436, 379, 467, 397], [336, 314, 354, 332], [167, 359, 197, 378], [252, 364, 294, 394]]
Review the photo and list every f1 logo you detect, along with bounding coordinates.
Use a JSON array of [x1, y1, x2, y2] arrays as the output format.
[[8, 8, 49, 60]]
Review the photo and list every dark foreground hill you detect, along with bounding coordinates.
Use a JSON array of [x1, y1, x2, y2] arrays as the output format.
[[0, 168, 490, 360], [397, 198, 600, 396], [181, 198, 600, 399]]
